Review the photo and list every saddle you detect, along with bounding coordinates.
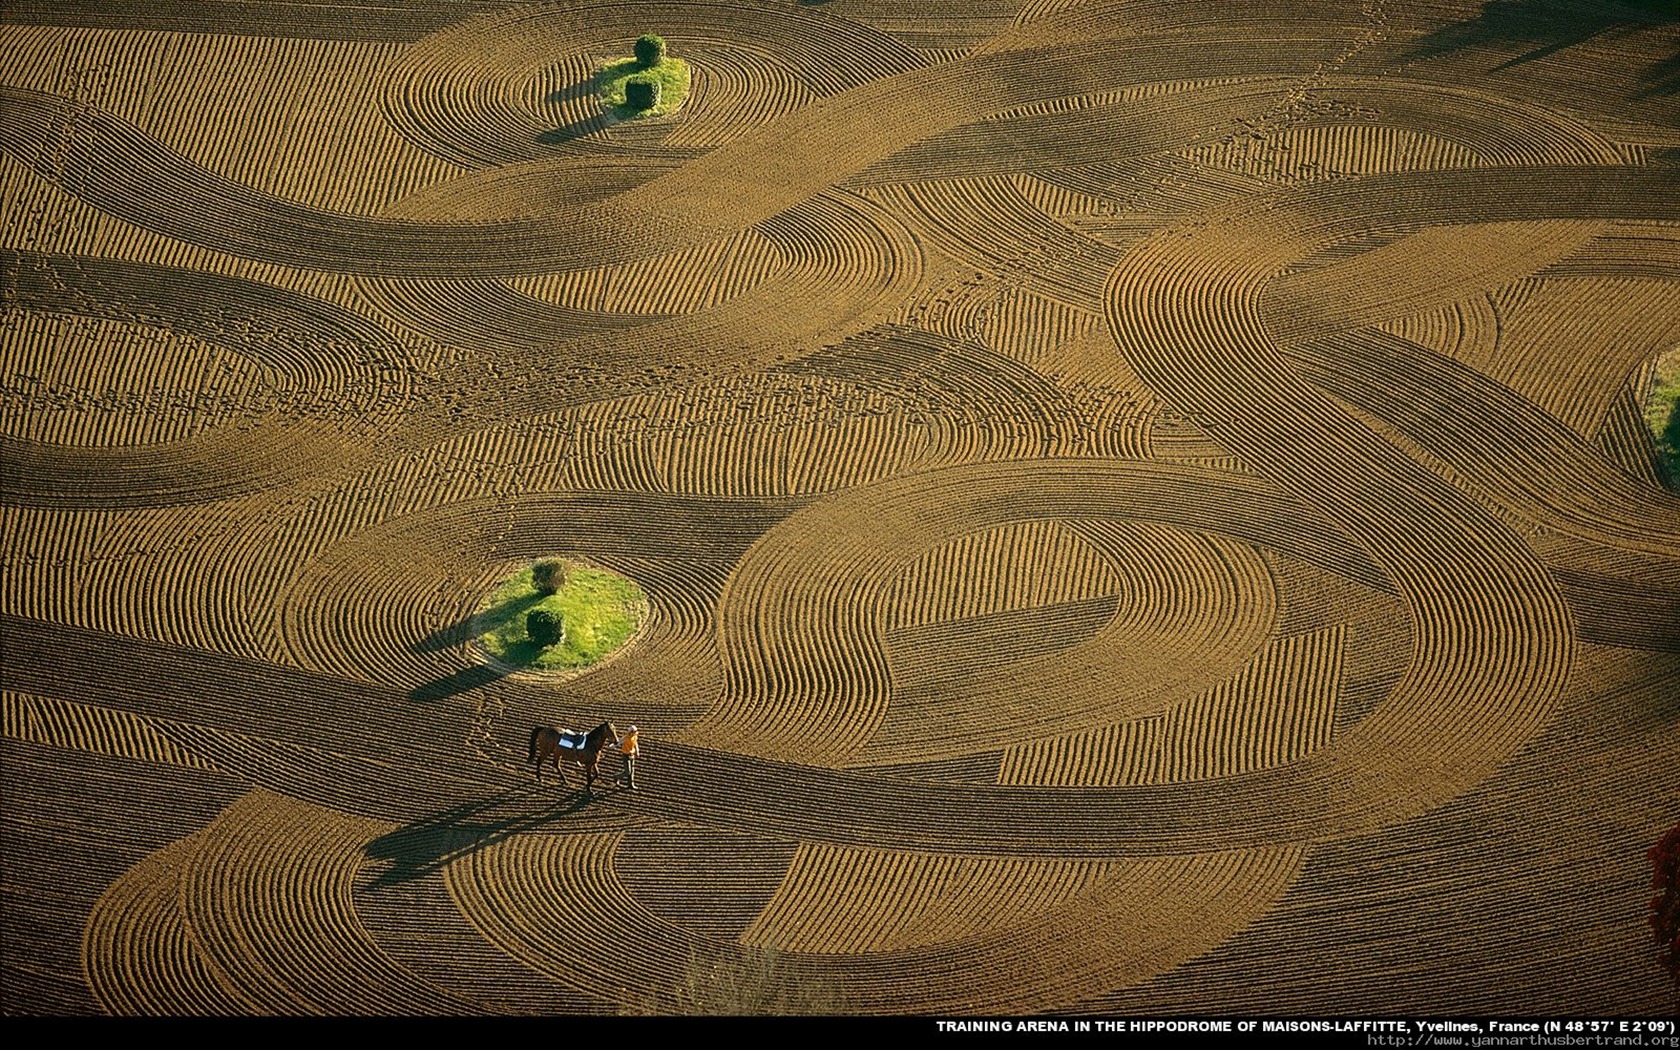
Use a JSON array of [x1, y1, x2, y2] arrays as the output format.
[[557, 732, 590, 751]]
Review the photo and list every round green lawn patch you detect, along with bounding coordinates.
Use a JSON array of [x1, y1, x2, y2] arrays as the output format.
[[596, 55, 691, 120], [475, 561, 649, 672]]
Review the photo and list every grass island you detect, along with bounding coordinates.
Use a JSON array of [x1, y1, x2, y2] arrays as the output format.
[[596, 33, 691, 119], [474, 559, 649, 672]]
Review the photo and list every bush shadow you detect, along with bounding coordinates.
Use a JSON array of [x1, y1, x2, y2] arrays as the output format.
[[411, 614, 477, 654], [538, 114, 610, 144], [546, 81, 595, 105], [408, 662, 507, 703], [541, 70, 612, 143]]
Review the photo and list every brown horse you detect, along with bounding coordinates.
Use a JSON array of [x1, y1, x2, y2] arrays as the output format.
[[529, 721, 619, 793]]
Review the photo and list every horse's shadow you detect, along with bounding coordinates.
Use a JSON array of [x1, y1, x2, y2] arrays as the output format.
[[362, 784, 597, 888]]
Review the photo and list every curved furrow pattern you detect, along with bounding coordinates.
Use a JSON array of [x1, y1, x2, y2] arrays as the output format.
[[859, 73, 1622, 190], [380, 154, 679, 222], [851, 80, 1279, 185], [0, 21, 1368, 277], [380, 2, 925, 169], [883, 520, 1117, 630], [784, 323, 1078, 462], [614, 824, 802, 942], [453, 826, 1306, 1013], [1, 313, 272, 448], [1552, 565, 1680, 653], [2, 615, 515, 816], [1476, 275, 1680, 439], [6, 691, 214, 770], [659, 44, 823, 150], [402, 188, 928, 418], [1194, 78, 1623, 179], [699, 459, 1385, 768], [1107, 167, 1593, 845], [1593, 375, 1675, 494], [171, 790, 485, 1015], [0, 250, 410, 387], [0, 249, 409, 506], [0, 423, 372, 510], [1541, 222, 1680, 282], [558, 378, 937, 498], [0, 27, 457, 214], [1000, 625, 1344, 786], [1193, 123, 1484, 183], [884, 174, 1120, 311], [85, 837, 263, 1016], [1261, 219, 1607, 345], [1378, 291, 1502, 373], [353, 275, 658, 353], [976, 287, 1101, 364], [873, 521, 1276, 764], [1291, 326, 1680, 557], [509, 227, 783, 316]]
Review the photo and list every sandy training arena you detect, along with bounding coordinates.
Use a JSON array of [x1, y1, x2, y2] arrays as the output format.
[[2, 0, 1677, 1017]]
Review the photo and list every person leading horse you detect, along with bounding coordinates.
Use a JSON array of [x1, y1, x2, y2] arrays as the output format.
[[529, 721, 619, 794]]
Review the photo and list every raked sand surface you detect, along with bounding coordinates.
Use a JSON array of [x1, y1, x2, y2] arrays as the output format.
[[2, 0, 1677, 1016]]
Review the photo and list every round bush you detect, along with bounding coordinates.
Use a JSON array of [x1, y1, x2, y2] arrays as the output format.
[[532, 559, 568, 595], [527, 608, 564, 648], [625, 75, 661, 111], [634, 33, 667, 67]]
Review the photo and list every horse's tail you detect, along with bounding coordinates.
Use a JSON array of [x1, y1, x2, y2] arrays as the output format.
[[528, 726, 543, 763]]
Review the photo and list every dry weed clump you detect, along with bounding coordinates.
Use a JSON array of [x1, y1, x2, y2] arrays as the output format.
[[670, 946, 845, 1016]]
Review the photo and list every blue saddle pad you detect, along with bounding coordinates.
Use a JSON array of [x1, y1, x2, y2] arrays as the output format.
[[558, 733, 588, 750]]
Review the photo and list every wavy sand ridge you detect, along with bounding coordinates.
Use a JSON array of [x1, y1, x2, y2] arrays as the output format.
[[1477, 270, 1680, 439], [4, 691, 214, 771], [5, 27, 459, 214], [999, 624, 1346, 787]]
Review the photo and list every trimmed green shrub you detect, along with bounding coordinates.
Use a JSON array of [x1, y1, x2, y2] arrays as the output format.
[[532, 559, 569, 595], [527, 608, 564, 648], [634, 33, 667, 67], [625, 74, 661, 111]]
